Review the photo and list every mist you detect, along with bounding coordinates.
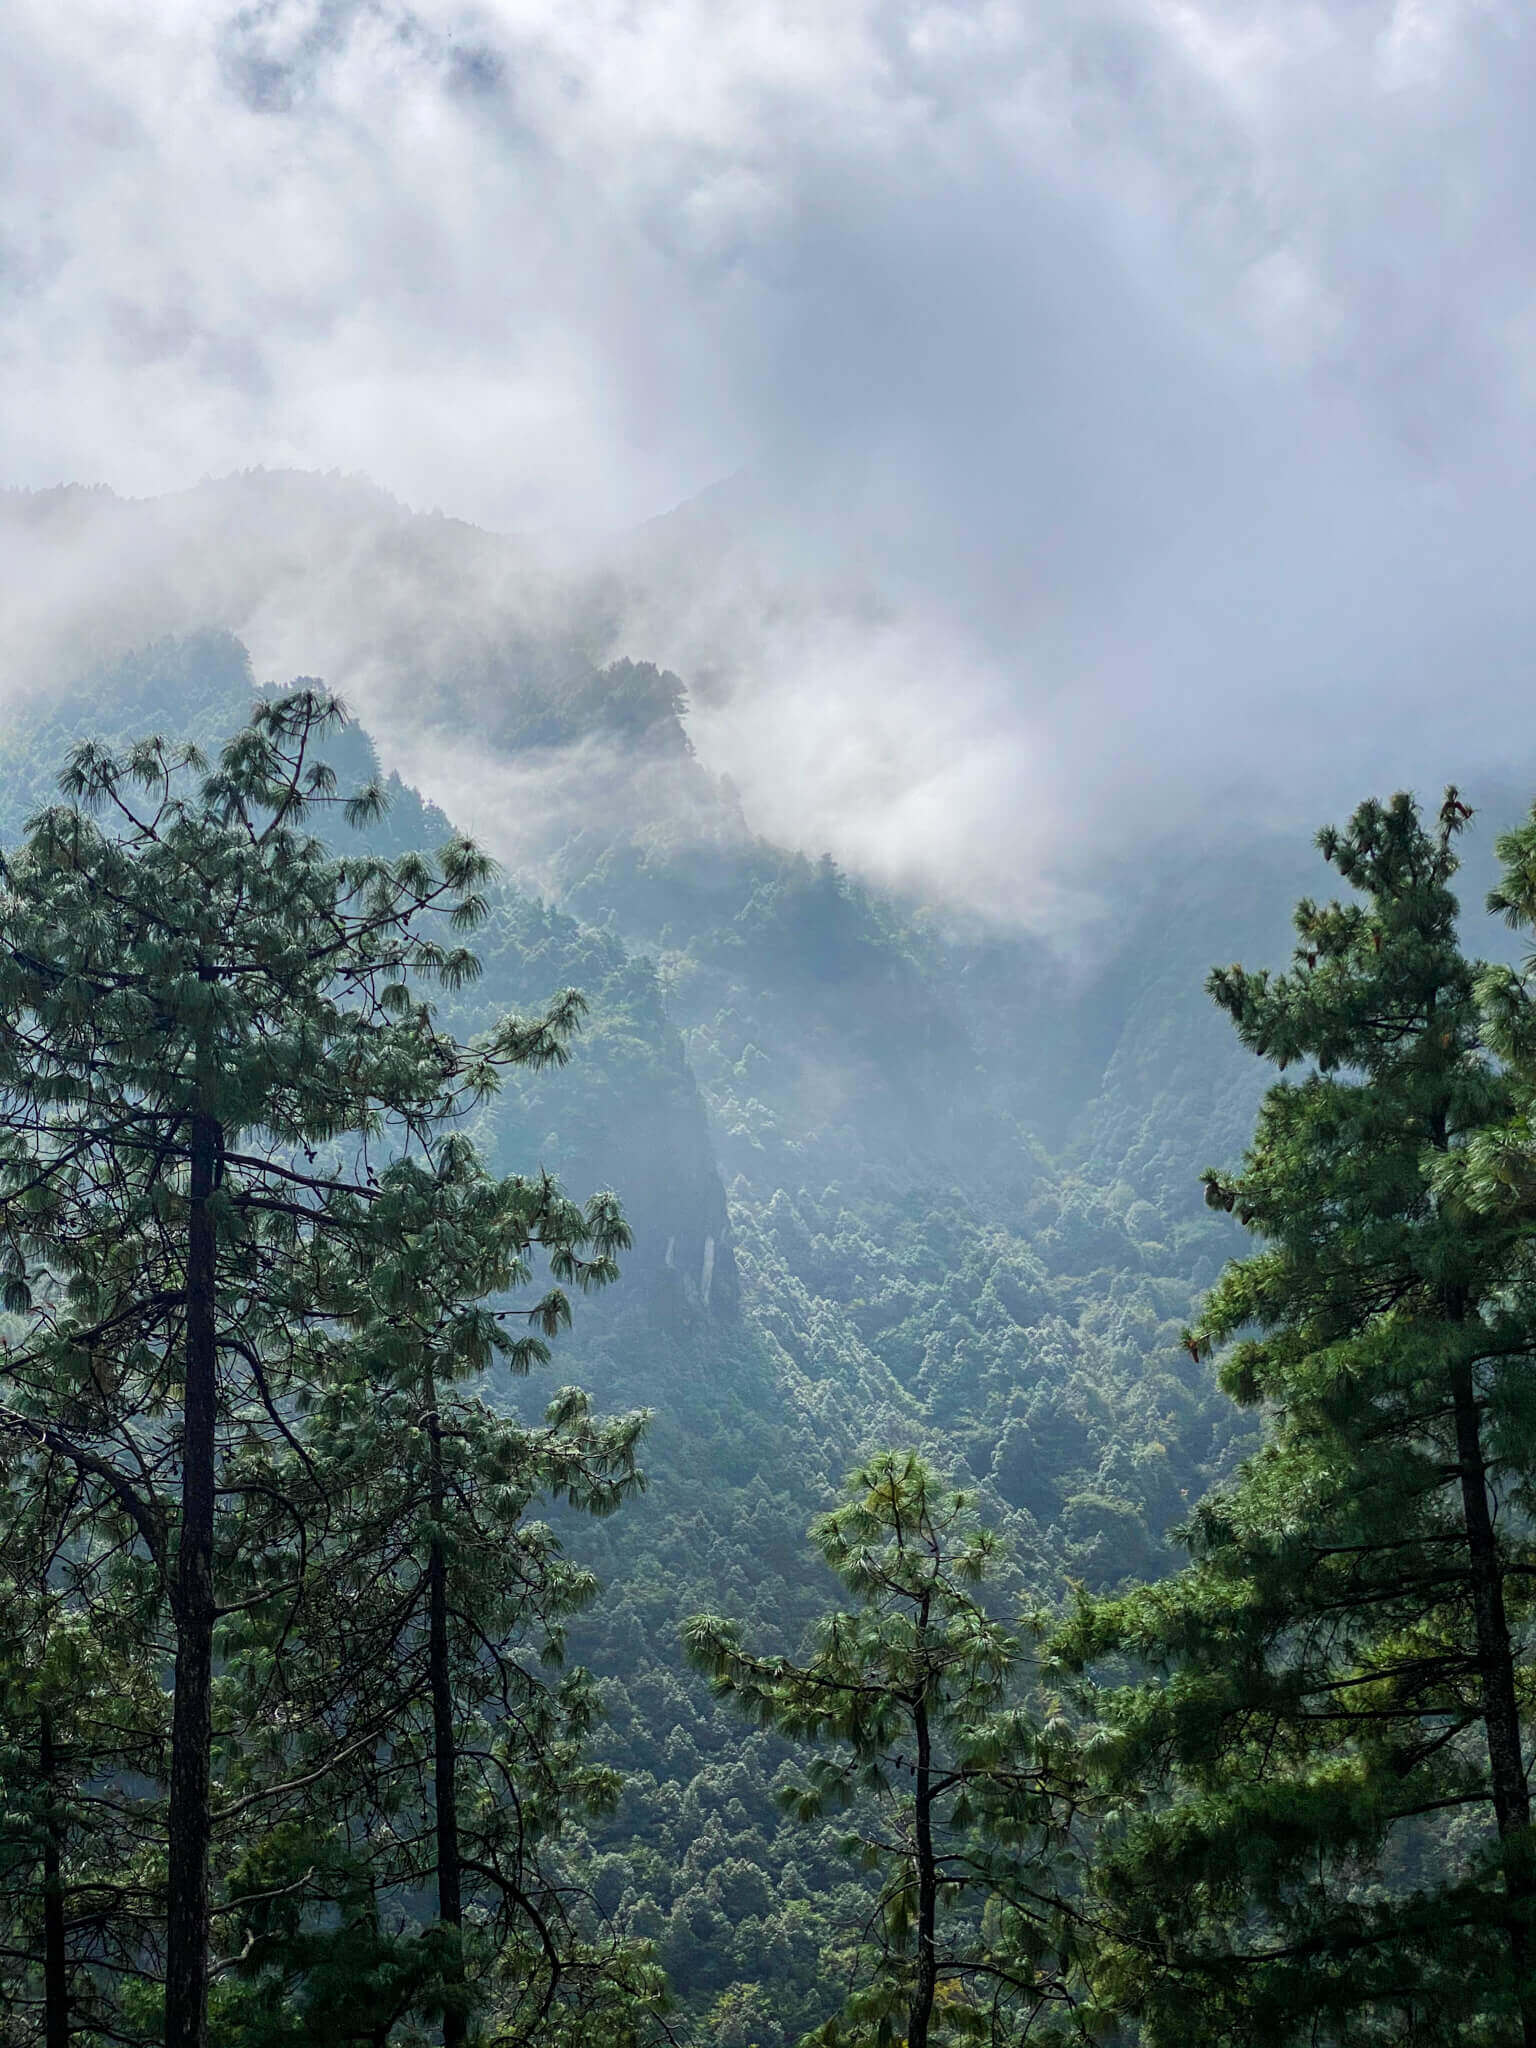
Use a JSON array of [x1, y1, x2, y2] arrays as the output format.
[[5, 0, 1535, 922]]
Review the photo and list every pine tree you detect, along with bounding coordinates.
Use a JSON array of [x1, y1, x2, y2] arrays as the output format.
[[0, 1457, 165, 2045], [1056, 790, 1536, 2045], [0, 691, 601, 2046], [225, 1135, 662, 2045], [686, 1450, 1085, 2048]]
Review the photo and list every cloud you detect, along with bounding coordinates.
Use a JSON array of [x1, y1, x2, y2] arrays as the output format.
[[4, 0, 1536, 919]]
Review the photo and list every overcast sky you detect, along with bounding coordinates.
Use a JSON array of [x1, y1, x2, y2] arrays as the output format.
[[5, 0, 1536, 916]]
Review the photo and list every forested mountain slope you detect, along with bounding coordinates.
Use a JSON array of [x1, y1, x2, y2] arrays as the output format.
[[0, 624, 1345, 2040]]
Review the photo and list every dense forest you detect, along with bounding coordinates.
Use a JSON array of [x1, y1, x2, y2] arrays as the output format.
[[4, 598, 1536, 2046]]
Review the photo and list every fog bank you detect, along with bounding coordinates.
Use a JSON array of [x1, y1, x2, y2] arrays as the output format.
[[5, 2, 1535, 918]]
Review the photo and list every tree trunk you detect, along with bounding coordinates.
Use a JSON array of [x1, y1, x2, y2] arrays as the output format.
[[1452, 1359, 1536, 2048], [40, 1703, 69, 2048], [165, 1109, 218, 2048], [427, 1393, 467, 2048], [909, 1683, 937, 2048]]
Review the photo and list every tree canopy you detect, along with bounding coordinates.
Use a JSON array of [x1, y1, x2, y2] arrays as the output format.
[[1056, 791, 1536, 2046], [0, 691, 648, 2047]]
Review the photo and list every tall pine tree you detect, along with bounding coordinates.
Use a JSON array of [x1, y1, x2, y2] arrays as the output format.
[[687, 1451, 1086, 2048], [223, 1136, 660, 2045], [0, 692, 616, 2046], [1057, 791, 1536, 2046]]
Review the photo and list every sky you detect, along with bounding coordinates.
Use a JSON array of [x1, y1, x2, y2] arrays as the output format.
[[4, 0, 1536, 918]]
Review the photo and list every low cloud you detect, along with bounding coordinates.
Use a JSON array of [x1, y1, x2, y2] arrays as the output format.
[[4, 1, 1536, 919]]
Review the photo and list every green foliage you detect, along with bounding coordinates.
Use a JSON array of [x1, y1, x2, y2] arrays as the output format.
[[0, 629, 1315, 2042], [1055, 791, 1536, 2046], [0, 1489, 165, 2043], [0, 685, 653, 2044], [687, 1453, 1088, 2047], [244, 1137, 657, 2043]]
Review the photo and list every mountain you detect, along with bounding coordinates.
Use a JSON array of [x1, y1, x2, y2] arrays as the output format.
[[7, 478, 1514, 2040]]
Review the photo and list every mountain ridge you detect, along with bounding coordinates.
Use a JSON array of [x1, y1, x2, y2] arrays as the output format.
[[8, 545, 1524, 2037], [0, 620, 1283, 2037]]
